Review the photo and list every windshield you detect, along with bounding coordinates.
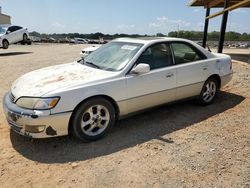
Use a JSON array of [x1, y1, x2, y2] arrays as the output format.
[[83, 41, 143, 71], [0, 27, 7, 35]]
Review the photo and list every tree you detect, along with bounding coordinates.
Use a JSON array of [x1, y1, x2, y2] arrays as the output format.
[[156, 33, 166, 37]]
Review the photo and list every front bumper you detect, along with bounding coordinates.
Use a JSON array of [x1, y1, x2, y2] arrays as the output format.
[[3, 92, 72, 138]]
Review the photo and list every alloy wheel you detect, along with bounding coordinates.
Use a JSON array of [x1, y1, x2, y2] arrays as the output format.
[[80, 105, 110, 136], [202, 81, 217, 103]]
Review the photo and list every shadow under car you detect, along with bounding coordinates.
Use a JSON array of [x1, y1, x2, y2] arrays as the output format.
[[10, 91, 245, 164]]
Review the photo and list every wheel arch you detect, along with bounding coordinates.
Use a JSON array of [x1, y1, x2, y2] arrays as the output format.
[[2, 38, 9, 44], [68, 95, 120, 133], [207, 74, 221, 89], [2, 39, 9, 49]]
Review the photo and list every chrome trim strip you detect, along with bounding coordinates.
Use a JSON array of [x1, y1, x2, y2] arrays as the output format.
[[50, 111, 73, 115], [169, 44, 176, 65]]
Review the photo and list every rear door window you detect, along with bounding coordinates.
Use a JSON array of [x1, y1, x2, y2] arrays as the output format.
[[14, 26, 22, 31], [171, 42, 206, 65]]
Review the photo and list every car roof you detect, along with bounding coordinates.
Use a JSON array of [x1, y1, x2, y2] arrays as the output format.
[[114, 37, 193, 45], [114, 37, 215, 58]]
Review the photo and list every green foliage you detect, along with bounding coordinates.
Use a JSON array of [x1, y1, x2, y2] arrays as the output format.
[[29, 31, 250, 41], [29, 31, 149, 40], [168, 30, 250, 41], [156, 33, 166, 37]]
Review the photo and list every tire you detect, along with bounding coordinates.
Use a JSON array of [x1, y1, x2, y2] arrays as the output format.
[[71, 97, 116, 141], [198, 78, 218, 105], [27, 40, 32, 45], [2, 40, 9, 49], [23, 34, 28, 43]]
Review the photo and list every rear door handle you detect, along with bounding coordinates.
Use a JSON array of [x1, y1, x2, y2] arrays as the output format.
[[166, 73, 174, 78]]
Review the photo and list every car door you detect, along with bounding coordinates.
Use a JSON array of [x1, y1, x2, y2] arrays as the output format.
[[13, 26, 23, 42], [125, 43, 177, 114], [170, 42, 209, 100], [5, 26, 16, 44]]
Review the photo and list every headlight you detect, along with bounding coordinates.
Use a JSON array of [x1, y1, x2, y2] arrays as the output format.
[[16, 97, 60, 110]]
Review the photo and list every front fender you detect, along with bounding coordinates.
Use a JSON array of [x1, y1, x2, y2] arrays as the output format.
[[48, 78, 126, 114]]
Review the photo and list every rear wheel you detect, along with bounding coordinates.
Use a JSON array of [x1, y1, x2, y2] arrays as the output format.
[[2, 40, 9, 49], [27, 39, 32, 45], [198, 78, 218, 105], [23, 34, 28, 41], [71, 98, 116, 141]]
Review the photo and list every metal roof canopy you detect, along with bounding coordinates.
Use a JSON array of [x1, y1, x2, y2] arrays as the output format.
[[190, 0, 250, 8], [189, 0, 250, 53]]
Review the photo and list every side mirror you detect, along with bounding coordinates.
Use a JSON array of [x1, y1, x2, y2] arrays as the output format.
[[131, 63, 150, 74], [6, 30, 11, 34]]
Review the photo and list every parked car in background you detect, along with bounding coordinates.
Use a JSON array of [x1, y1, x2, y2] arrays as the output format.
[[29, 36, 41, 42], [239, 43, 249, 48], [74, 38, 88, 44], [0, 25, 30, 49], [3, 37, 233, 141], [81, 45, 101, 59]]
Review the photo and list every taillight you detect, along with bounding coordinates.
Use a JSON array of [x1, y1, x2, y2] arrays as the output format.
[[230, 59, 232, 70]]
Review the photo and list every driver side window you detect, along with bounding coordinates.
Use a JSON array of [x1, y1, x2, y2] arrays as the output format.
[[136, 43, 173, 70], [7, 26, 14, 33]]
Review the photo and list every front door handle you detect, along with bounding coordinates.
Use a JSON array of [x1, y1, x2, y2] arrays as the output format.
[[166, 73, 174, 78]]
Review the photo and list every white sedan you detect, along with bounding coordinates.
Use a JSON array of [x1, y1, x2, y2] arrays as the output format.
[[3, 37, 233, 141], [0, 25, 30, 49], [81, 45, 101, 59]]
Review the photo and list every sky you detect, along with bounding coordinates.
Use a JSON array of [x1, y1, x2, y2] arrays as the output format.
[[0, 0, 249, 34]]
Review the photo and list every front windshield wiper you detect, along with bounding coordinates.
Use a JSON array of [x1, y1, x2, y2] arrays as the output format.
[[85, 61, 101, 69], [79, 59, 101, 69]]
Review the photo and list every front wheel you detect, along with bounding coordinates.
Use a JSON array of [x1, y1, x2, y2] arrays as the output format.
[[71, 98, 116, 141], [2, 40, 9, 49], [198, 78, 218, 105]]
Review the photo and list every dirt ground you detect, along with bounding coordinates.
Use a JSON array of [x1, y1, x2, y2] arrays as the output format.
[[0, 44, 249, 188]]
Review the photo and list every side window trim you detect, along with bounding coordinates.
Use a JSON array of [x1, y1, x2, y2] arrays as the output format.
[[169, 43, 176, 65]]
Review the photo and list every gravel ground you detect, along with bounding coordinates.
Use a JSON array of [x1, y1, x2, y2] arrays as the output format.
[[0, 44, 249, 188]]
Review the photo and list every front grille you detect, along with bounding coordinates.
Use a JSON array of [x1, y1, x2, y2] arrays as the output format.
[[9, 93, 15, 103]]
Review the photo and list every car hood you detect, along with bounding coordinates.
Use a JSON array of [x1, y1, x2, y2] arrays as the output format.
[[11, 62, 115, 99]]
